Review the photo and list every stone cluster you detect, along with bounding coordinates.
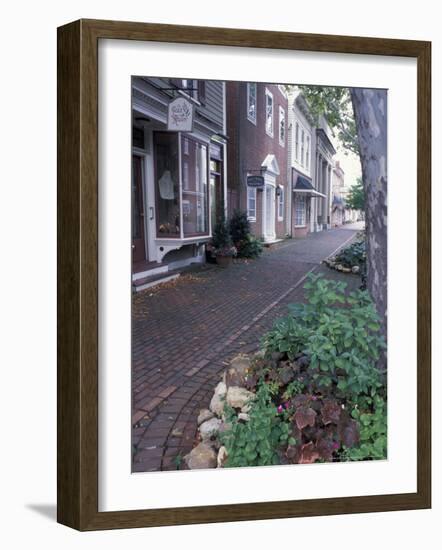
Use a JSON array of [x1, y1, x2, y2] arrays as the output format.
[[323, 257, 360, 274], [184, 354, 255, 470]]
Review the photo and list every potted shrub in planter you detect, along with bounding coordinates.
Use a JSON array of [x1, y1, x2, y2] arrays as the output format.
[[211, 219, 237, 267]]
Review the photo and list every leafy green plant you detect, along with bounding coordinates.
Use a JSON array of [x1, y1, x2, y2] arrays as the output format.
[[237, 234, 263, 258], [229, 210, 263, 258], [220, 383, 290, 467], [210, 219, 237, 257], [263, 273, 386, 398], [343, 396, 387, 460], [334, 239, 366, 269], [229, 209, 250, 244]]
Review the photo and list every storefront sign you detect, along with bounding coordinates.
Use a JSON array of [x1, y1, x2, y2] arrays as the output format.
[[247, 175, 265, 187], [167, 97, 194, 132]]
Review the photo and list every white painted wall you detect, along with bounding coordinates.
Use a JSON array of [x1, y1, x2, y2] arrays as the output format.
[[1, 1, 440, 549]]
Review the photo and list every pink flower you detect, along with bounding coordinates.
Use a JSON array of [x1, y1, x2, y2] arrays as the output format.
[[333, 442, 340, 450], [277, 405, 284, 413]]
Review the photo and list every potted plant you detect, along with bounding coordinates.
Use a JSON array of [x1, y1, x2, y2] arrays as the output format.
[[211, 219, 237, 267]]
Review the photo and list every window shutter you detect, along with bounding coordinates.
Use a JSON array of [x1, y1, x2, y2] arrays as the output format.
[[198, 80, 206, 104]]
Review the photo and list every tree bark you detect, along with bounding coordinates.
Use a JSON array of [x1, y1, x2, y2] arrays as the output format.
[[350, 89, 388, 366]]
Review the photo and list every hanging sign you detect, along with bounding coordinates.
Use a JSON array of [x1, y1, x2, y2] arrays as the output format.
[[247, 175, 265, 187], [167, 97, 194, 132]]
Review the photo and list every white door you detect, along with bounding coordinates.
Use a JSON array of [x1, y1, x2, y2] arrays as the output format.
[[264, 184, 276, 241]]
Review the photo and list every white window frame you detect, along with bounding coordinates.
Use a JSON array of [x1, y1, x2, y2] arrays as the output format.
[[301, 129, 305, 167], [295, 195, 307, 226], [278, 187, 284, 220], [247, 186, 257, 221], [306, 134, 310, 171], [265, 88, 274, 137], [247, 83, 257, 125], [279, 106, 285, 147], [294, 122, 300, 161]]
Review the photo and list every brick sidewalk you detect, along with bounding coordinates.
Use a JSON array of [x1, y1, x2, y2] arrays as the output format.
[[132, 227, 361, 472]]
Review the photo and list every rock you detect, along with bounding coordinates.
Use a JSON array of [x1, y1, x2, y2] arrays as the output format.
[[210, 381, 227, 416], [226, 386, 255, 409], [217, 446, 228, 467], [185, 443, 217, 469], [342, 267, 351, 273], [199, 417, 222, 441], [225, 354, 251, 387], [253, 349, 266, 360], [238, 412, 250, 422], [197, 409, 214, 426], [241, 403, 252, 413], [214, 381, 227, 397], [336, 264, 344, 271], [352, 265, 360, 274]]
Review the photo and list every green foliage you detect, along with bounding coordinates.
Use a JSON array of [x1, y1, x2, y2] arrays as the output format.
[[220, 383, 290, 468], [346, 177, 365, 210], [211, 219, 237, 257], [263, 273, 385, 398], [217, 274, 387, 467], [229, 210, 263, 258], [334, 239, 366, 269], [229, 209, 250, 244], [296, 85, 359, 155], [344, 396, 387, 460], [237, 234, 263, 258]]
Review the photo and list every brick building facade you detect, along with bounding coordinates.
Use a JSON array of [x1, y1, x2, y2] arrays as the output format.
[[226, 82, 289, 242]]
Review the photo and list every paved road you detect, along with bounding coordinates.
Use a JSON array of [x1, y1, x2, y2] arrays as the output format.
[[132, 226, 362, 471]]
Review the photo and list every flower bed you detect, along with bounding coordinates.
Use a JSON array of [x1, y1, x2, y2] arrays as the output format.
[[324, 232, 366, 287], [185, 273, 387, 470]]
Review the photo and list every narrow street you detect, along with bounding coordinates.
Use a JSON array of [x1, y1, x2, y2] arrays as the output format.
[[132, 224, 363, 472]]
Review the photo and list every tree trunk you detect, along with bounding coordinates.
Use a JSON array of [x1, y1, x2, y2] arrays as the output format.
[[350, 89, 388, 366]]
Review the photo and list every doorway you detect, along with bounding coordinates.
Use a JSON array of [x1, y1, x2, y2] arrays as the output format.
[[264, 184, 276, 241], [132, 154, 147, 264]]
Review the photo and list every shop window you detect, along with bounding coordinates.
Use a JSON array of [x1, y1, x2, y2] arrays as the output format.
[[247, 186, 257, 220], [154, 132, 180, 237], [181, 137, 209, 236], [295, 195, 307, 226], [247, 83, 257, 124]]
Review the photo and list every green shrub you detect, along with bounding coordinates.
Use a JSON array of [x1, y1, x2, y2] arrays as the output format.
[[219, 274, 387, 466], [229, 210, 263, 258], [220, 383, 290, 467], [237, 234, 263, 258], [229, 209, 250, 244], [210, 219, 237, 257], [343, 395, 387, 460], [263, 273, 385, 398]]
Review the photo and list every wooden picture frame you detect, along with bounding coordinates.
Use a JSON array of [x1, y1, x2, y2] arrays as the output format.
[[57, 18, 431, 531]]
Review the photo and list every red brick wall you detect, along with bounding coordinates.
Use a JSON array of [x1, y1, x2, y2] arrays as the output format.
[[226, 82, 289, 240]]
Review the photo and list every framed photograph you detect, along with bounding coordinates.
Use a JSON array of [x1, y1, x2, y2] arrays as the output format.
[[57, 19, 431, 530]]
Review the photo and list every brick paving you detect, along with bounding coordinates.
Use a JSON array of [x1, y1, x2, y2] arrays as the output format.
[[132, 226, 362, 472]]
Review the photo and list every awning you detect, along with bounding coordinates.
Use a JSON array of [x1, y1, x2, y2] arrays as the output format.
[[293, 174, 326, 198]]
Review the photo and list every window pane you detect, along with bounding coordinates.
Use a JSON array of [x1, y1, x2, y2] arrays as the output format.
[[248, 83, 256, 121], [154, 132, 180, 236], [266, 93, 273, 134], [182, 139, 208, 236]]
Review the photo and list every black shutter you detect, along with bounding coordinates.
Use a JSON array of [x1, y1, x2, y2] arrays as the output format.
[[198, 80, 206, 104]]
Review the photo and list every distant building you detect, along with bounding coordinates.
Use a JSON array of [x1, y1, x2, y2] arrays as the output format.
[[287, 90, 326, 238], [331, 160, 345, 226], [226, 82, 289, 243], [314, 115, 337, 231], [131, 78, 226, 287]]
